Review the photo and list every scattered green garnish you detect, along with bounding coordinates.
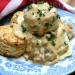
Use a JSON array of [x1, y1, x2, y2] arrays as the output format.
[[52, 14, 60, 22], [37, 9, 41, 13], [36, 40, 41, 48], [46, 32, 56, 46], [36, 41, 39, 46], [32, 12, 34, 15], [48, 5, 53, 11], [51, 40, 56, 46], [56, 14, 60, 19], [42, 13, 45, 16], [64, 41, 68, 45], [46, 32, 55, 41], [10, 25, 13, 28], [45, 23, 53, 29], [21, 25, 27, 33], [37, 9, 45, 17], [37, 17, 40, 20], [39, 12, 42, 17]]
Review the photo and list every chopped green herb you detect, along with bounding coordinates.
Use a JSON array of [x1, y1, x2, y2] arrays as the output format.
[[52, 14, 60, 22], [45, 23, 53, 29], [48, 6, 53, 11], [42, 14, 45, 16], [10, 25, 13, 28], [36, 41, 39, 46], [46, 35, 56, 46], [51, 40, 56, 46], [32, 12, 34, 15], [39, 12, 42, 17], [46, 32, 55, 41], [45, 23, 49, 28], [50, 24, 53, 26], [37, 17, 40, 20], [46, 35, 51, 41], [36, 40, 40, 48], [56, 14, 60, 19], [21, 25, 27, 33], [46, 32, 56, 46], [64, 41, 68, 45], [37, 9, 45, 17], [37, 9, 41, 14]]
